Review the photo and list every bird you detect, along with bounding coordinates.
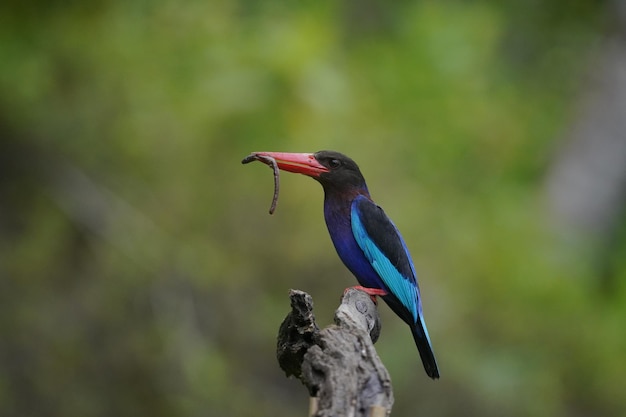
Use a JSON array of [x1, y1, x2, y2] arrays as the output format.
[[250, 150, 439, 379]]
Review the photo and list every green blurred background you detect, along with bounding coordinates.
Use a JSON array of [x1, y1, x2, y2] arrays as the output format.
[[2, 0, 626, 416]]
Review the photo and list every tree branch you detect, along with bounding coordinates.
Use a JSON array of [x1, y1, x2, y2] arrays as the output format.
[[277, 289, 394, 417]]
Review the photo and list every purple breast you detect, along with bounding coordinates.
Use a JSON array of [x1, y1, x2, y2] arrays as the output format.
[[323, 201, 386, 290]]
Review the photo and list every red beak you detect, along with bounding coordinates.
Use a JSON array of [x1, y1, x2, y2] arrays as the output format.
[[253, 152, 329, 177]]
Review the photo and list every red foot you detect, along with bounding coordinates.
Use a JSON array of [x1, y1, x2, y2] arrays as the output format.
[[344, 286, 388, 304]]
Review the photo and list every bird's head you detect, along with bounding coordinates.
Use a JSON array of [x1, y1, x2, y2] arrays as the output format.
[[252, 150, 368, 193]]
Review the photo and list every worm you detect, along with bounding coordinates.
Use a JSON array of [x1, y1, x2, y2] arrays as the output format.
[[242, 153, 280, 214]]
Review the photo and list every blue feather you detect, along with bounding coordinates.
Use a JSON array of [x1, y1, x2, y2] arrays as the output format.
[[350, 196, 419, 322]]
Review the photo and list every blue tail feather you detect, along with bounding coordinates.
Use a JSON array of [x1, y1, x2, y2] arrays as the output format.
[[411, 315, 439, 379]]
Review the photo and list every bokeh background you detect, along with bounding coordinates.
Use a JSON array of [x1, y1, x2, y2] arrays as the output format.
[[2, 1, 626, 416]]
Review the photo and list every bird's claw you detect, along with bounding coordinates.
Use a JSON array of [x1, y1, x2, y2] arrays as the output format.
[[344, 286, 388, 304]]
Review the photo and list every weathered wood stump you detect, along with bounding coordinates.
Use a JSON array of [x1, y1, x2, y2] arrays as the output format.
[[277, 289, 394, 417]]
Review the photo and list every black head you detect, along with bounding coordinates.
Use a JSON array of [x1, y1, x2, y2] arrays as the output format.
[[313, 150, 368, 192]]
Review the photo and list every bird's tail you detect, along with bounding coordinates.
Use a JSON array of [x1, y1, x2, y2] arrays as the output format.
[[411, 315, 440, 379]]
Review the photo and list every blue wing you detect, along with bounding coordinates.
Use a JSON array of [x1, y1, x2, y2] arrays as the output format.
[[350, 195, 420, 323], [350, 195, 439, 379]]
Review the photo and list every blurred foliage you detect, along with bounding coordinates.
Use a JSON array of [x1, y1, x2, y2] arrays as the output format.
[[1, 0, 624, 416]]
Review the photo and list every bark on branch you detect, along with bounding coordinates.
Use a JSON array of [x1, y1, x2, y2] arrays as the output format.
[[277, 289, 394, 417]]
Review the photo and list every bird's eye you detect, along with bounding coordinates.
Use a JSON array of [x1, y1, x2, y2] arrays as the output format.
[[328, 159, 341, 169]]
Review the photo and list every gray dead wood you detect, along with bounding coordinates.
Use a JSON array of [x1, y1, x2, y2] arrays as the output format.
[[277, 289, 394, 417]]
